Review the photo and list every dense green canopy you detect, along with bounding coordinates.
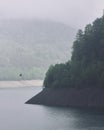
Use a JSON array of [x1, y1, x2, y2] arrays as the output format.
[[44, 16, 104, 88]]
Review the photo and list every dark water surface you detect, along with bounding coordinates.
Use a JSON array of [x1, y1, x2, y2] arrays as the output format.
[[0, 87, 104, 130]]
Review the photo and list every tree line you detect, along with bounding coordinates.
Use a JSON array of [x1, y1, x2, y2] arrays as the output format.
[[44, 16, 104, 88]]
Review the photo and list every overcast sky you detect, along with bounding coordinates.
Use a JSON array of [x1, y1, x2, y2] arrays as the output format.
[[0, 0, 104, 28]]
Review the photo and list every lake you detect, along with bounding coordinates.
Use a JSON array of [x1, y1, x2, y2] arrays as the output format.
[[0, 86, 104, 130]]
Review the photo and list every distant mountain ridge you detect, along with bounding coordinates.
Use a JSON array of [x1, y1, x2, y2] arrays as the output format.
[[0, 19, 75, 44], [0, 19, 76, 80]]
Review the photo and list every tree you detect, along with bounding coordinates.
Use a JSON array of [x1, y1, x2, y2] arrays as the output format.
[[44, 16, 104, 88]]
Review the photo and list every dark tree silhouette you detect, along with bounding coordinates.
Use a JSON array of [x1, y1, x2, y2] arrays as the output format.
[[44, 16, 104, 88]]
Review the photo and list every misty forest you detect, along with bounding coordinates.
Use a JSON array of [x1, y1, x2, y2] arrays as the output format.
[[1, 0, 104, 130], [44, 16, 104, 88], [0, 19, 76, 80]]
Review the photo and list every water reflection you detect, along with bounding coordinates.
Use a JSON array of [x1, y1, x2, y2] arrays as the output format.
[[0, 87, 104, 130], [40, 106, 104, 130], [71, 108, 104, 129]]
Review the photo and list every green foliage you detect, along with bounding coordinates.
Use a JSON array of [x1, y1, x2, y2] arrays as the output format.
[[44, 16, 104, 88], [44, 61, 71, 88]]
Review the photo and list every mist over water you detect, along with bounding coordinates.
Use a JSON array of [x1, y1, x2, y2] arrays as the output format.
[[0, 1, 104, 129]]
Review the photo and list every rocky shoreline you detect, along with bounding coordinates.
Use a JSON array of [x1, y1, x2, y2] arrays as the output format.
[[26, 87, 104, 108]]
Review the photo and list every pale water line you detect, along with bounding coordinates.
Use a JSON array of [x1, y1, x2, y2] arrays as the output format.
[[0, 80, 43, 88]]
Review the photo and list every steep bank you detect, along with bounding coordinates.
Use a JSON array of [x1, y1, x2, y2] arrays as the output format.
[[26, 16, 104, 108], [26, 88, 104, 107]]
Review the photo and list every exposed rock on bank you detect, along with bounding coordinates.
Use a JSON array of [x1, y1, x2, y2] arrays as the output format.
[[26, 88, 104, 107]]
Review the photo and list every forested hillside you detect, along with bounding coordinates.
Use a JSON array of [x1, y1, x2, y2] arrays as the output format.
[[44, 16, 104, 88], [0, 19, 76, 80]]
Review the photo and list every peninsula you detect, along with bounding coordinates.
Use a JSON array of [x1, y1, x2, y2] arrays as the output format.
[[26, 16, 104, 107]]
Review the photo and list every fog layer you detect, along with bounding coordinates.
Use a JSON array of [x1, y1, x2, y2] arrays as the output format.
[[0, 0, 103, 28]]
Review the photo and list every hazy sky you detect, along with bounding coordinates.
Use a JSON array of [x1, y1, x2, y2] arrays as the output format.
[[0, 0, 104, 28]]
